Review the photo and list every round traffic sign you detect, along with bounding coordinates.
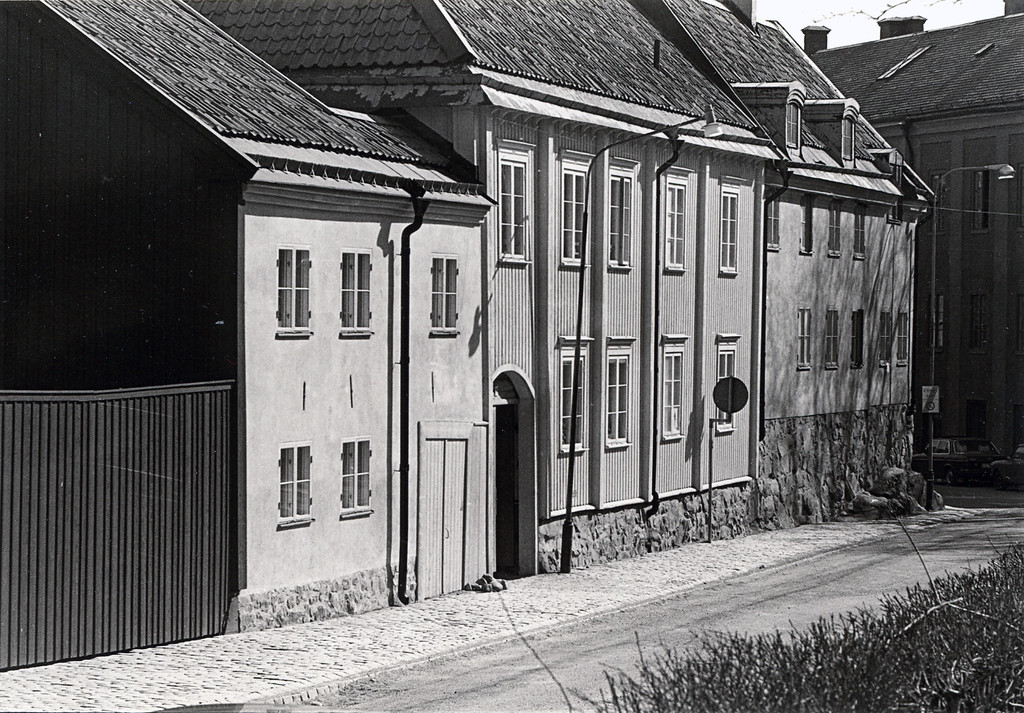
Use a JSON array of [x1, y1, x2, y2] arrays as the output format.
[[713, 377, 749, 415]]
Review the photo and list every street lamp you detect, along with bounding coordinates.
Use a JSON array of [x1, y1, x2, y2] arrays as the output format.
[[924, 163, 1015, 509], [559, 108, 725, 573]]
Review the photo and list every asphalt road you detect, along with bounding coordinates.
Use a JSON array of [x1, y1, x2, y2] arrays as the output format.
[[311, 511, 1024, 712]]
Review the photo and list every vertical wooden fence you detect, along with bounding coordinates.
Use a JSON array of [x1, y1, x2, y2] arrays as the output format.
[[0, 382, 235, 670]]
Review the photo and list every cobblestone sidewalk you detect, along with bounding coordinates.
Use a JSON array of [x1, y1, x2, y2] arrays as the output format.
[[0, 511, 972, 712]]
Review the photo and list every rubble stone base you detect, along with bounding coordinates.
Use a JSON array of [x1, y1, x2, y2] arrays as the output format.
[[237, 567, 391, 632], [538, 405, 911, 572]]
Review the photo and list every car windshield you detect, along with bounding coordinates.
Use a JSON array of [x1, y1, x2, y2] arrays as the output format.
[[955, 439, 998, 454]]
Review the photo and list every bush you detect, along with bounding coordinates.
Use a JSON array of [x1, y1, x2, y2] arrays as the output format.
[[599, 547, 1024, 713]]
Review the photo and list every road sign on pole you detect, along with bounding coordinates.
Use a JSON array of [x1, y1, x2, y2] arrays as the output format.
[[922, 386, 940, 414]]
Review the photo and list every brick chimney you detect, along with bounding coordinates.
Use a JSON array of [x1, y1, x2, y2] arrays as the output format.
[[1007, 0, 1024, 14], [728, 0, 757, 27], [802, 25, 830, 53], [879, 16, 927, 39]]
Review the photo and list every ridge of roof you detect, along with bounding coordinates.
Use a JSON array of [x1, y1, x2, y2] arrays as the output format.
[[818, 11, 1021, 55]]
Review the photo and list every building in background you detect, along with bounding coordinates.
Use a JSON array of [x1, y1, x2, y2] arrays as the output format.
[[814, 0, 1024, 454]]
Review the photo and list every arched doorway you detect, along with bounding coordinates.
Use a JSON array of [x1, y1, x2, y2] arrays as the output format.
[[492, 370, 537, 577]]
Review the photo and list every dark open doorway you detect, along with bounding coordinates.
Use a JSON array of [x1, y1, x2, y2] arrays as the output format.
[[494, 403, 519, 577]]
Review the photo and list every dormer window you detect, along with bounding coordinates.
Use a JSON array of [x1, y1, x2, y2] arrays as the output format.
[[842, 118, 855, 162], [786, 102, 802, 150]]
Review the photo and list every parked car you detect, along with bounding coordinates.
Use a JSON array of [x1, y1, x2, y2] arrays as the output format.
[[910, 437, 1003, 485], [990, 446, 1024, 490]]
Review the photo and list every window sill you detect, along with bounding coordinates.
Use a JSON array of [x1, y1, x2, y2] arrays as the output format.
[[896, 360, 908, 367], [827, 251, 841, 259], [607, 264, 633, 273], [853, 253, 866, 261], [851, 363, 864, 370], [277, 517, 314, 530], [559, 260, 587, 270], [661, 433, 684, 444], [339, 330, 373, 340], [887, 219, 902, 226], [825, 363, 838, 370], [766, 245, 780, 253], [718, 268, 739, 278], [715, 426, 735, 436], [548, 504, 596, 518], [429, 329, 459, 338], [797, 364, 811, 371], [339, 508, 373, 521], [605, 441, 631, 452], [558, 446, 589, 456], [799, 250, 813, 257], [276, 331, 313, 340], [664, 265, 688, 274], [498, 256, 531, 267]]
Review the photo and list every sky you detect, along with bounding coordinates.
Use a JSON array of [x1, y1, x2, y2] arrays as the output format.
[[760, 0, 1005, 49]]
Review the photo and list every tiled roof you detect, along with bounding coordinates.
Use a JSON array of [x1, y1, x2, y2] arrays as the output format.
[[191, 0, 751, 127], [41, 0, 454, 167], [665, 0, 889, 163], [814, 12, 1024, 121], [438, 0, 747, 125], [187, 0, 452, 70], [664, 0, 839, 100]]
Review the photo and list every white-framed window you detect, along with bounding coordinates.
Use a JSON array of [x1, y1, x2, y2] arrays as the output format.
[[786, 101, 802, 150], [969, 294, 988, 351], [842, 117, 855, 162], [561, 162, 587, 263], [853, 203, 867, 259], [801, 195, 814, 254], [879, 310, 893, 365], [606, 351, 630, 445], [277, 247, 311, 332], [499, 150, 530, 259], [798, 308, 812, 369], [341, 438, 371, 511], [430, 256, 458, 331], [896, 311, 910, 365], [666, 175, 688, 268], [560, 349, 587, 450], [719, 188, 739, 273], [340, 251, 371, 331], [716, 346, 737, 433], [824, 308, 840, 369], [279, 443, 312, 522], [827, 200, 842, 257], [765, 197, 780, 251], [609, 165, 635, 267], [662, 346, 685, 438], [851, 309, 865, 368]]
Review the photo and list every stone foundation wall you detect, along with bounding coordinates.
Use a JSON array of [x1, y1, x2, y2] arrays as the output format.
[[237, 566, 391, 632], [538, 404, 911, 572]]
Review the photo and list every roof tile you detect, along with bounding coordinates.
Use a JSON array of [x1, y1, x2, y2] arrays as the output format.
[[41, 0, 458, 168], [815, 12, 1024, 121]]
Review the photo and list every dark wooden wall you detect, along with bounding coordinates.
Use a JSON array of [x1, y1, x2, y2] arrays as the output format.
[[0, 3, 245, 390], [0, 382, 235, 670]]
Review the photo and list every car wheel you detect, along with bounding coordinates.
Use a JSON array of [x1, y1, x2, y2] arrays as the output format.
[[943, 466, 957, 485], [994, 470, 1010, 491]]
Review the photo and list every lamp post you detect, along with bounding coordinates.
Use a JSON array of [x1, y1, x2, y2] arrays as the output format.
[[924, 163, 1015, 509], [559, 109, 724, 574]]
